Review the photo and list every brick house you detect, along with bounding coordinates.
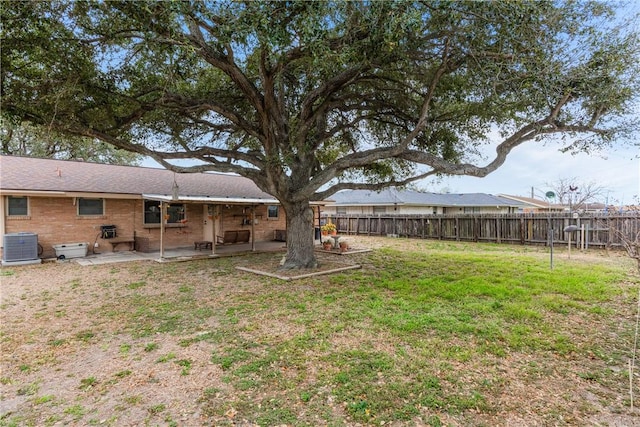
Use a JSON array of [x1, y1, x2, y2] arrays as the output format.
[[0, 156, 315, 259], [324, 188, 526, 215]]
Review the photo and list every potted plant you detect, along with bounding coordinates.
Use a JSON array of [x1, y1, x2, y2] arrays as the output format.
[[321, 222, 337, 236], [339, 239, 349, 252], [322, 237, 334, 251]]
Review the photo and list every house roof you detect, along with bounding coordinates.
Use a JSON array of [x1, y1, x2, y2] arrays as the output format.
[[498, 194, 564, 210], [0, 156, 279, 204], [329, 188, 526, 208]]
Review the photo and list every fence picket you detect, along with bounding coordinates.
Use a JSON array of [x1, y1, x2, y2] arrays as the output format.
[[330, 212, 640, 249]]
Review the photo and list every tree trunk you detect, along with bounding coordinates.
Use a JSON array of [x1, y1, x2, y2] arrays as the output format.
[[281, 200, 318, 269]]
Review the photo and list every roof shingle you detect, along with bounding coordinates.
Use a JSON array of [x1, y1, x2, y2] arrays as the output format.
[[0, 156, 276, 201], [330, 188, 525, 207]]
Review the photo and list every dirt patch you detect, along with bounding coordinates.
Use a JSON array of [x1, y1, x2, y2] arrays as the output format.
[[1, 236, 640, 426], [236, 250, 363, 280]]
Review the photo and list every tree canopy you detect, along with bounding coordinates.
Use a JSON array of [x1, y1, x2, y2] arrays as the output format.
[[2, 0, 638, 268], [1, 119, 141, 165]]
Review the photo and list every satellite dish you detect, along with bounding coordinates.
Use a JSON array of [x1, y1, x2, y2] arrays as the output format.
[[545, 191, 555, 199]]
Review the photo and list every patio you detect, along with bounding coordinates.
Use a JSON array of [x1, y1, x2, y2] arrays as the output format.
[[72, 240, 287, 266]]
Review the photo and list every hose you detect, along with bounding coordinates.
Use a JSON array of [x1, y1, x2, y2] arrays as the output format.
[[92, 231, 102, 254]]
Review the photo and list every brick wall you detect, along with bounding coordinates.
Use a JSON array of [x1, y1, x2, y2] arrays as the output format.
[[2, 197, 113, 259], [1, 196, 290, 258], [129, 199, 202, 252], [217, 204, 287, 242]]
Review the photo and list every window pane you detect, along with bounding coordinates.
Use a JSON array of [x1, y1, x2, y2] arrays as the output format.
[[78, 198, 103, 215], [144, 200, 161, 223], [373, 206, 386, 214], [336, 207, 347, 214], [267, 205, 279, 218], [144, 200, 185, 224], [166, 204, 185, 223], [8, 196, 28, 216]]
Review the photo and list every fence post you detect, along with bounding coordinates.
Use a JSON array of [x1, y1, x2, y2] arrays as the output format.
[[585, 223, 589, 249], [496, 217, 501, 243], [474, 215, 478, 242]]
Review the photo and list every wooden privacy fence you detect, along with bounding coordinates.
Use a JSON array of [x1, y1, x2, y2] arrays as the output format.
[[330, 213, 640, 249]]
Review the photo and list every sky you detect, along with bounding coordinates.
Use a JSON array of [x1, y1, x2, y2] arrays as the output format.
[[418, 139, 640, 204], [425, 1, 640, 204], [142, 137, 640, 205]]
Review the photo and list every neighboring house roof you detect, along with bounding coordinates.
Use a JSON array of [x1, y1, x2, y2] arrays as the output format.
[[0, 156, 279, 204], [583, 202, 608, 211], [329, 188, 526, 208], [498, 194, 564, 210]]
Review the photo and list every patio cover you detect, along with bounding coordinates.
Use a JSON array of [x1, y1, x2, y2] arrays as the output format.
[[142, 194, 279, 204]]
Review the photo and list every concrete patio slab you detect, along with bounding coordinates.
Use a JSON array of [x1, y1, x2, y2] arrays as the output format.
[[72, 241, 287, 266]]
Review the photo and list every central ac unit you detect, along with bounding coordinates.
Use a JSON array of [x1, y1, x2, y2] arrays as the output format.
[[3, 232, 39, 262]]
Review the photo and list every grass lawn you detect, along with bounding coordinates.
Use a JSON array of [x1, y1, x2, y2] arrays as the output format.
[[1, 237, 639, 426]]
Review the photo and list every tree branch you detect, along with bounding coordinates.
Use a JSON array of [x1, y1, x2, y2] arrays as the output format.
[[313, 170, 439, 201], [184, 18, 266, 118], [308, 40, 455, 191], [158, 92, 262, 141], [295, 66, 370, 148]]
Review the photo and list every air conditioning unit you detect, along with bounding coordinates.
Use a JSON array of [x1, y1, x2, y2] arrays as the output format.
[[2, 232, 41, 265]]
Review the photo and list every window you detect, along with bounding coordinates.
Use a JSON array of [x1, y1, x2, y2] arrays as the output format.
[[78, 198, 104, 216], [336, 206, 347, 214], [267, 205, 279, 219], [463, 207, 480, 213], [7, 196, 28, 216], [373, 206, 386, 214], [144, 200, 185, 224]]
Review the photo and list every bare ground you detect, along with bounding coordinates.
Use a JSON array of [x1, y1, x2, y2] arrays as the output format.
[[1, 236, 640, 426]]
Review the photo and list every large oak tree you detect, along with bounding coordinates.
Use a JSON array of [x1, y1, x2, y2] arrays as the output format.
[[2, 1, 638, 268], [1, 118, 141, 164]]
